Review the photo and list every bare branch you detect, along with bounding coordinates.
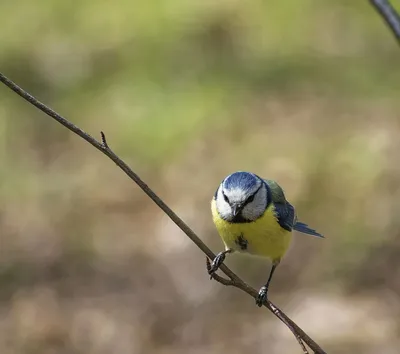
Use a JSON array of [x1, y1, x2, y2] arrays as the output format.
[[266, 300, 309, 354], [370, 0, 400, 44], [0, 72, 326, 354]]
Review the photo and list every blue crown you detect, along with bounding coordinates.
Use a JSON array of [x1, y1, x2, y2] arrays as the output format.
[[223, 171, 260, 192]]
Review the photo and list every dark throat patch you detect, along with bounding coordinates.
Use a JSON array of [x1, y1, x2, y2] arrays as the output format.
[[235, 234, 248, 251]]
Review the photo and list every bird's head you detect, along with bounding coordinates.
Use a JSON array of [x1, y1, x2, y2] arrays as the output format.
[[215, 171, 268, 222]]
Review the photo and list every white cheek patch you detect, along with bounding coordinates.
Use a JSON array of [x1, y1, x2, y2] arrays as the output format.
[[241, 186, 267, 221], [215, 187, 233, 220]]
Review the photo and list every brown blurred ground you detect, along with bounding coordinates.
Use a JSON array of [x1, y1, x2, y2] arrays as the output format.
[[1, 1, 400, 353]]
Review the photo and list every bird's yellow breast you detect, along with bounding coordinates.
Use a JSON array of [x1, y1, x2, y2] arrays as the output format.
[[211, 199, 292, 262]]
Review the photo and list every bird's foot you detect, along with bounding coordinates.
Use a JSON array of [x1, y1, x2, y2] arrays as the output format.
[[208, 251, 227, 279], [256, 286, 268, 307]]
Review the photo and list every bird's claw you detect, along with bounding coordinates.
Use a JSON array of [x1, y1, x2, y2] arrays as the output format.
[[208, 252, 226, 279], [256, 286, 268, 307]]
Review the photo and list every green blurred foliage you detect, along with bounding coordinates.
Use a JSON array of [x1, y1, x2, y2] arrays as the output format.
[[1, 0, 400, 353]]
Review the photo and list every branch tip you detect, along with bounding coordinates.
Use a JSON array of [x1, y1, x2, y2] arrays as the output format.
[[100, 131, 109, 149]]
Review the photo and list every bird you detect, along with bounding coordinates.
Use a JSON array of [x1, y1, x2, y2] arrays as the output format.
[[209, 171, 323, 307]]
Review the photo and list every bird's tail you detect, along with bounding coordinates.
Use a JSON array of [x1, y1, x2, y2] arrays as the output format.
[[293, 222, 324, 238]]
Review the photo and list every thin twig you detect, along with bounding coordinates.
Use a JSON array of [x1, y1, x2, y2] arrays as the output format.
[[100, 131, 109, 149], [267, 300, 309, 354], [0, 72, 326, 354], [370, 0, 400, 44]]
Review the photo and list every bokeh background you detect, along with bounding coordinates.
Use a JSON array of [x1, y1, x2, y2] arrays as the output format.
[[1, 1, 400, 353]]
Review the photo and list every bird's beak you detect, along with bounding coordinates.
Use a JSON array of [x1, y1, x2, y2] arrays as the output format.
[[232, 204, 242, 217]]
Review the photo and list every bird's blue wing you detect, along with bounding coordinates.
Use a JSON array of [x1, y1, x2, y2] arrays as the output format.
[[274, 203, 324, 237], [273, 202, 296, 232], [263, 179, 323, 237], [263, 179, 295, 232]]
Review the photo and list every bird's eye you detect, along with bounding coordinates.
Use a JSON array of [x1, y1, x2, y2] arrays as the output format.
[[223, 192, 229, 203], [247, 194, 255, 203]]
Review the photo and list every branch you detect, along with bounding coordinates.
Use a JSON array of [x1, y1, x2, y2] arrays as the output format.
[[370, 0, 400, 44], [0, 72, 326, 354]]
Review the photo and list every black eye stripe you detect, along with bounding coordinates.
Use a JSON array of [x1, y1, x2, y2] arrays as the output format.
[[243, 194, 255, 206], [243, 183, 263, 206], [222, 191, 229, 203]]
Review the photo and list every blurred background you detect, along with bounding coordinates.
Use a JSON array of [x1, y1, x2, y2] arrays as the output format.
[[1, 0, 400, 353]]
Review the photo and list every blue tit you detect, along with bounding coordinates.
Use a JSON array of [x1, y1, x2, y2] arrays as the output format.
[[209, 171, 323, 307]]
